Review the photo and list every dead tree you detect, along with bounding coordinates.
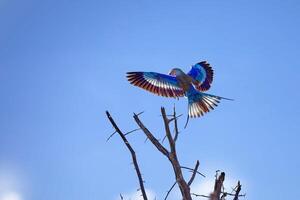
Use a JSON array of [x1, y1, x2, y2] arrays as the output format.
[[106, 107, 245, 200]]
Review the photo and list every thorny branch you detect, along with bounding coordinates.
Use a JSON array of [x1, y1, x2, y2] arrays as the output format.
[[106, 111, 148, 200], [133, 112, 169, 157], [161, 107, 192, 200], [106, 107, 244, 200]]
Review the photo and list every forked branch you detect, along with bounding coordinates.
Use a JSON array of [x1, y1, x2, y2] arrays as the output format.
[[233, 181, 244, 200], [133, 107, 192, 200], [133, 112, 169, 157], [106, 107, 244, 200]]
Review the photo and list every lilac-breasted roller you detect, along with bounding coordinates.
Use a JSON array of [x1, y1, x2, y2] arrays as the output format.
[[126, 61, 232, 119]]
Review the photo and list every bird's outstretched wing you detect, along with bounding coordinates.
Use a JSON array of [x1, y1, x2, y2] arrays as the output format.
[[126, 72, 185, 98], [187, 61, 214, 91]]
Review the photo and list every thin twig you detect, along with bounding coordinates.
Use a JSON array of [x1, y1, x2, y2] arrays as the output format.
[[191, 193, 210, 198], [221, 192, 226, 200], [161, 107, 176, 153], [181, 166, 206, 178], [222, 191, 245, 198], [162, 135, 167, 143], [164, 181, 177, 200], [124, 128, 141, 136], [106, 131, 117, 142], [136, 111, 145, 116], [184, 115, 190, 129], [173, 105, 180, 142], [144, 137, 150, 143], [106, 111, 148, 200], [188, 160, 200, 186], [168, 114, 183, 123], [161, 105, 181, 143]]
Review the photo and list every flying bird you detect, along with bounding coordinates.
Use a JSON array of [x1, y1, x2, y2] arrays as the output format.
[[126, 61, 232, 120]]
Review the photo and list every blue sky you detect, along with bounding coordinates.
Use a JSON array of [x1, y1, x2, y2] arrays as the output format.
[[0, 0, 300, 199]]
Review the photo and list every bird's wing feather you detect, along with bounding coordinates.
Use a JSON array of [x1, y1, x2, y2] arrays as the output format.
[[187, 61, 214, 91], [126, 72, 185, 98]]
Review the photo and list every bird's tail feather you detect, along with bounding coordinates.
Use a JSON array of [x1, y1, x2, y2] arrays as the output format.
[[187, 89, 232, 118]]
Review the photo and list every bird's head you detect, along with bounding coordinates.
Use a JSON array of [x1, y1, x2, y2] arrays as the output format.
[[169, 68, 183, 76]]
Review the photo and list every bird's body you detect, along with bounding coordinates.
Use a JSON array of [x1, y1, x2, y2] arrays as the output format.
[[126, 61, 231, 118], [171, 69, 194, 91]]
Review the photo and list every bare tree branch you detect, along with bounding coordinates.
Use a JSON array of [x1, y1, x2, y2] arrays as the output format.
[[106, 111, 148, 200], [210, 172, 225, 200], [133, 112, 169, 157], [134, 107, 192, 200], [192, 180, 245, 200], [106, 107, 244, 200], [124, 128, 141, 136], [188, 160, 200, 186], [162, 135, 167, 143], [221, 191, 245, 198], [161, 107, 176, 153], [173, 105, 180, 142], [220, 192, 226, 200], [233, 181, 242, 200], [161, 107, 192, 200], [181, 166, 206, 178], [191, 193, 210, 198], [164, 181, 177, 200], [106, 131, 117, 142], [217, 192, 246, 199], [162, 106, 181, 144], [136, 111, 145, 116], [168, 114, 183, 123]]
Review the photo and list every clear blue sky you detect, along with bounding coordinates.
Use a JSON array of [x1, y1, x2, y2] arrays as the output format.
[[1, 0, 300, 199]]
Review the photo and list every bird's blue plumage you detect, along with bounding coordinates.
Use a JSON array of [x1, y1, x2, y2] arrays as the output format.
[[185, 86, 221, 117], [187, 61, 213, 91], [126, 61, 231, 119], [188, 66, 205, 82]]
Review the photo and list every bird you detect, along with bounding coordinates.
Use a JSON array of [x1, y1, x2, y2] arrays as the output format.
[[126, 61, 232, 121]]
